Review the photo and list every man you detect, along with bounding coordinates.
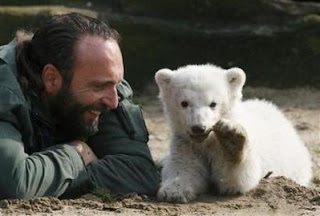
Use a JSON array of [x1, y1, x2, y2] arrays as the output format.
[[0, 13, 159, 198]]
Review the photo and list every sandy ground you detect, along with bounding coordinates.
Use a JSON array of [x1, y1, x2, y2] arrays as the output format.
[[0, 87, 319, 216]]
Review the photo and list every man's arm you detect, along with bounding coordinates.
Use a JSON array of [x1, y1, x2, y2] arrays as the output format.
[[0, 121, 89, 198], [0, 80, 158, 198], [0, 85, 90, 199], [64, 81, 160, 197]]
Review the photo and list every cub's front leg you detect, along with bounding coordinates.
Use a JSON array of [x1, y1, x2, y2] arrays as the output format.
[[211, 119, 262, 194], [157, 144, 209, 203], [213, 120, 248, 164]]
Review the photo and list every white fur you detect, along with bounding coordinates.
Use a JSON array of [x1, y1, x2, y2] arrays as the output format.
[[155, 64, 312, 203]]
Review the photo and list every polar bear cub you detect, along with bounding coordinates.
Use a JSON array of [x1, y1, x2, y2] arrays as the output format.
[[155, 64, 312, 203]]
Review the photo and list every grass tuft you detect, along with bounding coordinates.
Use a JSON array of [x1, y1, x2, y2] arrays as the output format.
[[91, 188, 117, 203]]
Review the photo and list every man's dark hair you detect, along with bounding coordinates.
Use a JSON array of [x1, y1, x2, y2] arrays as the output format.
[[16, 13, 120, 96]]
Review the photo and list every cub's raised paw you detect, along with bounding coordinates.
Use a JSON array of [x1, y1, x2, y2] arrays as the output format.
[[157, 181, 197, 203], [213, 120, 248, 163]]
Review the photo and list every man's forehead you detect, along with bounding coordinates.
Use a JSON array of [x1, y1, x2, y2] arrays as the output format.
[[70, 35, 124, 86], [75, 35, 120, 61], [77, 35, 105, 48]]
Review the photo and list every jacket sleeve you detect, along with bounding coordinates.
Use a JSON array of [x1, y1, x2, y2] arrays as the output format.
[[80, 81, 160, 196], [0, 86, 89, 199]]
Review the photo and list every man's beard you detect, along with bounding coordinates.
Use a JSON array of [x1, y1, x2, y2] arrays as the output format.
[[47, 86, 104, 142]]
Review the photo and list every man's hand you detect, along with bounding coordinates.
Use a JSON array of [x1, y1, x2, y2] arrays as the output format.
[[70, 140, 98, 166]]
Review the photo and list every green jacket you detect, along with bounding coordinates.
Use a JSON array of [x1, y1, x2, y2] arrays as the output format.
[[0, 41, 159, 199]]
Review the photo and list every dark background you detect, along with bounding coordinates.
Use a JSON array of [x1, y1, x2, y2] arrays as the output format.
[[0, 0, 320, 93]]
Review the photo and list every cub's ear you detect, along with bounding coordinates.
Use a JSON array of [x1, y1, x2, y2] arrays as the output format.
[[155, 68, 173, 90], [226, 67, 246, 89]]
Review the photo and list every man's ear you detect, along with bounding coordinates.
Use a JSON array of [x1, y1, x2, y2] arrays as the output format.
[[155, 68, 173, 91], [42, 64, 63, 95]]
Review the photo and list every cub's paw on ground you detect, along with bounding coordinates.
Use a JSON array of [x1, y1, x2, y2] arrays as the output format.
[[157, 180, 197, 203]]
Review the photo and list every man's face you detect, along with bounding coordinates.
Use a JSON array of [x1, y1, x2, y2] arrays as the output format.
[[49, 36, 124, 141]]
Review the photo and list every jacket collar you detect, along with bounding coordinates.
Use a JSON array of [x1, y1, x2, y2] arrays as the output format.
[[0, 40, 17, 66]]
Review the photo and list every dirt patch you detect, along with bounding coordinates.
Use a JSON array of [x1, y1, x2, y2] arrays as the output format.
[[0, 87, 319, 216], [1, 177, 319, 215]]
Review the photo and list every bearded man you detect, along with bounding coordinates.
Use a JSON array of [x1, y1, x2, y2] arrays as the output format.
[[0, 13, 159, 198]]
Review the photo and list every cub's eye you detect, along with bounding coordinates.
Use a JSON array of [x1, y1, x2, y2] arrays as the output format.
[[181, 101, 189, 108], [209, 102, 216, 108]]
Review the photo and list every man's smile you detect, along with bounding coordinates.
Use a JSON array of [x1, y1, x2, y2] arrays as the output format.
[[85, 110, 102, 122]]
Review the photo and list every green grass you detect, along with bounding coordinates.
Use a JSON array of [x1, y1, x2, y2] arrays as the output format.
[[299, 14, 320, 25], [91, 188, 117, 203]]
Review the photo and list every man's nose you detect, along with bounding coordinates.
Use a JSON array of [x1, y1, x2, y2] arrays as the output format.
[[101, 86, 119, 110]]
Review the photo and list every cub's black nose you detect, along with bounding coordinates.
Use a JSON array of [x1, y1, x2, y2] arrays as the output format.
[[191, 125, 206, 134]]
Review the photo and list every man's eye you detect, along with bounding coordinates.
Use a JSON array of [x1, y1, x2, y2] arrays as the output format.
[[92, 85, 106, 91], [181, 101, 189, 108], [92, 87, 102, 92]]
